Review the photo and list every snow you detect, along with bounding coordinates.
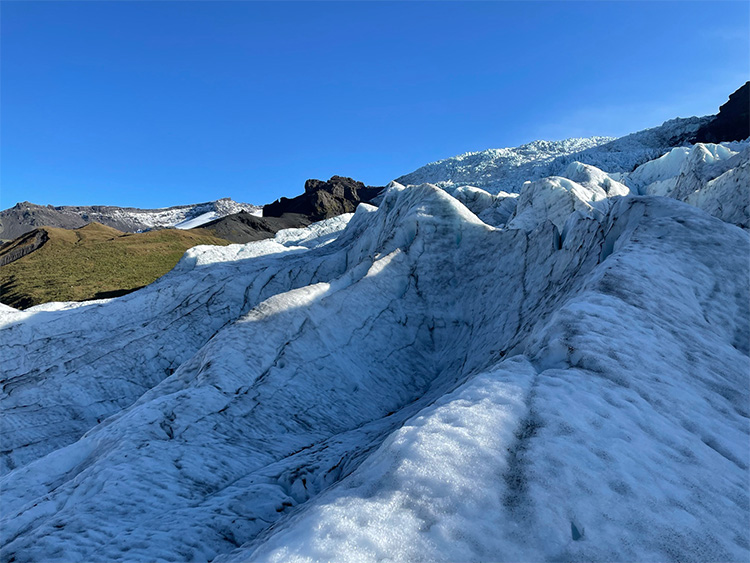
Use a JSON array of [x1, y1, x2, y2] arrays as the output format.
[[226, 356, 539, 563], [685, 154, 750, 228], [1, 121, 748, 562], [627, 147, 692, 195], [173, 211, 219, 229], [87, 198, 263, 231], [623, 141, 749, 227], [507, 177, 602, 232], [225, 197, 750, 563], [396, 137, 615, 194], [396, 116, 711, 195], [561, 161, 630, 202], [171, 202, 264, 230]]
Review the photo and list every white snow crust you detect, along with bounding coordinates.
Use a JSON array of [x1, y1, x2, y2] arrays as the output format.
[[396, 116, 711, 195], [1, 122, 749, 563], [625, 141, 750, 228], [173, 211, 220, 229], [171, 203, 264, 230]]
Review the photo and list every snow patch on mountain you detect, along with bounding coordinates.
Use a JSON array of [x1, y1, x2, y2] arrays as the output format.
[[114, 198, 262, 230], [173, 211, 220, 229]]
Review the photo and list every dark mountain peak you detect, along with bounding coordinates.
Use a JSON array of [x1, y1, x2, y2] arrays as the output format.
[[265, 176, 384, 222], [720, 81, 749, 114], [304, 175, 367, 197], [693, 82, 749, 144]]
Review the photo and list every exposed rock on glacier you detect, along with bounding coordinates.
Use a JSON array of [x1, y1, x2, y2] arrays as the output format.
[[1, 176, 748, 562]]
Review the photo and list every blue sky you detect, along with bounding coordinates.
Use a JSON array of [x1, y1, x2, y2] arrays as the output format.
[[1, 1, 748, 208]]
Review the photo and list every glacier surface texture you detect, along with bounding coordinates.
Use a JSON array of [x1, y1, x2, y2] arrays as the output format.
[[1, 131, 749, 562]]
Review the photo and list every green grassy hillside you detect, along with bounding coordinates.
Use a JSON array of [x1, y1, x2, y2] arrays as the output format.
[[0, 223, 231, 309]]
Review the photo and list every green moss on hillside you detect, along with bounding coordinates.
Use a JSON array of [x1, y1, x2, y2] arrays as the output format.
[[0, 223, 230, 309]]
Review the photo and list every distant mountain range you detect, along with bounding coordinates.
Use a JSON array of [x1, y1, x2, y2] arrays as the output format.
[[0, 198, 261, 241], [0, 175, 386, 246], [0, 176, 386, 307]]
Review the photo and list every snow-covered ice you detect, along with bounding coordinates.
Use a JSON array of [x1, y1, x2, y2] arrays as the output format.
[[1, 125, 748, 562], [396, 116, 711, 195], [626, 141, 750, 228]]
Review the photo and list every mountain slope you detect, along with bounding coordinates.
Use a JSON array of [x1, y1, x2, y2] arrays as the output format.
[[0, 223, 230, 309], [202, 175, 384, 243], [0, 198, 260, 241], [198, 212, 311, 243]]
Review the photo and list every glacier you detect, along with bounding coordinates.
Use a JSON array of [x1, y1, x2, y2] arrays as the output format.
[[395, 116, 710, 194], [1, 128, 749, 562]]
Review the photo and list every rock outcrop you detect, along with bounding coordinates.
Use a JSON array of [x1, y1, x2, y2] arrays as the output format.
[[0, 229, 49, 267], [262, 176, 384, 221], [694, 81, 749, 144]]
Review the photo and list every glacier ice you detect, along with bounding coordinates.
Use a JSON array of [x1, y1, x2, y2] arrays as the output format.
[[626, 141, 749, 227], [1, 134, 749, 562], [396, 116, 711, 194]]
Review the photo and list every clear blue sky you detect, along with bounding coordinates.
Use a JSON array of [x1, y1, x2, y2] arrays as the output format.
[[1, 1, 748, 208]]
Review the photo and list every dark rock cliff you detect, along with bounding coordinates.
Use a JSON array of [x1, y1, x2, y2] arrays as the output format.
[[693, 82, 749, 144], [262, 176, 384, 222]]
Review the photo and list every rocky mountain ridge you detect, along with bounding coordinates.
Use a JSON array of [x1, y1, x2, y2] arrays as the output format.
[[0, 198, 261, 241], [263, 175, 384, 221]]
